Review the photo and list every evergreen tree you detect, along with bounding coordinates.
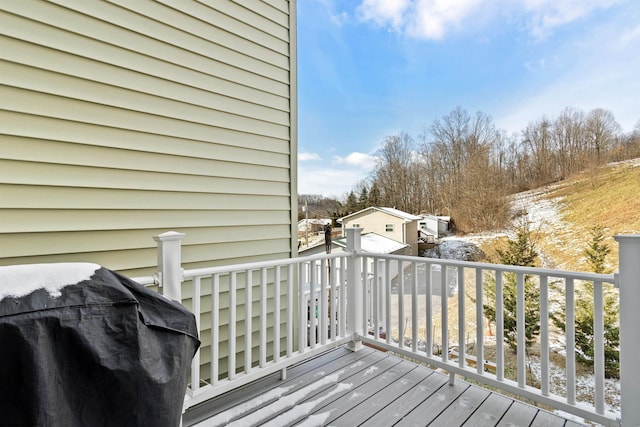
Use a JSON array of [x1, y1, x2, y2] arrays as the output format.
[[345, 191, 358, 214], [368, 182, 381, 207], [583, 225, 611, 274], [357, 186, 369, 210], [551, 227, 619, 378], [483, 220, 541, 351]]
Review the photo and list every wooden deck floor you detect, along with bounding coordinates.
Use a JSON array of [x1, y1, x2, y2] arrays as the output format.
[[183, 346, 586, 427]]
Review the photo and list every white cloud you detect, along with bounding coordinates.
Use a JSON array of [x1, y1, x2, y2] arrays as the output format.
[[299, 152, 322, 161], [409, 0, 483, 39], [356, 0, 486, 39], [333, 152, 378, 169], [357, 0, 411, 30], [355, 0, 625, 40], [620, 24, 640, 45], [497, 5, 640, 134], [298, 167, 371, 197], [523, 0, 623, 39]]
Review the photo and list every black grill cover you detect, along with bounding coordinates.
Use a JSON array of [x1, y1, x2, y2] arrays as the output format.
[[0, 265, 200, 427]]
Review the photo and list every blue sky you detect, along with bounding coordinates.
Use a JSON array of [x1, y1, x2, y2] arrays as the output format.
[[296, 0, 640, 197]]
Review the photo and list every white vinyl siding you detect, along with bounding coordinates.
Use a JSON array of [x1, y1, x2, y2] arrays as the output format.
[[1, 0, 297, 382], [0, 0, 297, 276]]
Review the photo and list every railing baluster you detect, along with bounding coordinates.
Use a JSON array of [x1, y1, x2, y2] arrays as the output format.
[[298, 263, 305, 353], [309, 261, 317, 349], [244, 269, 252, 374], [398, 259, 405, 348], [425, 262, 433, 357], [259, 267, 267, 367], [411, 261, 418, 353], [338, 257, 347, 337], [362, 256, 369, 338], [229, 272, 237, 380], [475, 268, 484, 375], [566, 278, 576, 405], [458, 266, 466, 368], [191, 276, 201, 391], [273, 266, 280, 363], [287, 264, 293, 357], [441, 263, 448, 362], [212, 274, 220, 386], [540, 275, 549, 396], [320, 259, 328, 345], [594, 280, 605, 415], [516, 272, 525, 388], [495, 271, 504, 382], [385, 260, 391, 344], [329, 258, 336, 341], [373, 258, 379, 340]]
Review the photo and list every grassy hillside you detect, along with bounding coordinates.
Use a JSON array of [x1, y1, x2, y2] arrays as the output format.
[[480, 158, 640, 272]]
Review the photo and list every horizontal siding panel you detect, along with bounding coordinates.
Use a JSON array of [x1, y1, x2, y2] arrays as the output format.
[[181, 239, 292, 265], [0, 37, 290, 113], [258, 0, 297, 16], [0, 111, 291, 159], [1, 209, 290, 233], [0, 225, 291, 258], [0, 13, 289, 98], [0, 243, 292, 276], [2, 86, 290, 141], [0, 247, 158, 272], [0, 185, 291, 210], [197, 0, 289, 40], [108, 0, 290, 56], [1, 160, 289, 195], [2, 138, 289, 180], [1, 61, 289, 127], [3, 2, 290, 83]]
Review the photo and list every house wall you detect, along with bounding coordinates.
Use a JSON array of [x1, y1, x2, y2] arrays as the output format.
[[342, 210, 418, 255], [0, 0, 297, 380]]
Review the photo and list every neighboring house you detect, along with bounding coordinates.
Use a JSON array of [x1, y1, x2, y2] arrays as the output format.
[[298, 231, 409, 257], [338, 207, 421, 255], [418, 214, 451, 239], [0, 0, 297, 382]]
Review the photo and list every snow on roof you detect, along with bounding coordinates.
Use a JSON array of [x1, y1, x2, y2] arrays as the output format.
[[0, 262, 100, 300], [377, 207, 422, 221], [338, 206, 421, 222], [333, 233, 407, 254], [297, 218, 331, 226]]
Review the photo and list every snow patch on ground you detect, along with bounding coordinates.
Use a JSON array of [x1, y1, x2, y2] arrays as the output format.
[[0, 262, 100, 300]]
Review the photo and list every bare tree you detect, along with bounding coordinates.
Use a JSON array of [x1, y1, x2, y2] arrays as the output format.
[[584, 108, 622, 164], [372, 132, 417, 213]]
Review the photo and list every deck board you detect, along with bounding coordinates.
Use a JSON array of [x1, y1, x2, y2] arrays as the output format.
[[359, 368, 448, 426], [184, 346, 586, 427]]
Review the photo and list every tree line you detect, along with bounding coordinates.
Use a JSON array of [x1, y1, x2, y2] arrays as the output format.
[[336, 106, 640, 233]]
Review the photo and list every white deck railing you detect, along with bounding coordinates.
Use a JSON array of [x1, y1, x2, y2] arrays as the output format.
[[140, 229, 640, 427]]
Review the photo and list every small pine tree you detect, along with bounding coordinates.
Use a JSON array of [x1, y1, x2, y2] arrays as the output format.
[[345, 191, 358, 214], [583, 225, 611, 274], [368, 182, 381, 206], [552, 227, 619, 378], [357, 186, 369, 210], [483, 220, 541, 352]]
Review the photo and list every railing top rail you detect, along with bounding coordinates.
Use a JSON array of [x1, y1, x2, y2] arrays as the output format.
[[363, 252, 616, 284], [182, 251, 352, 279]]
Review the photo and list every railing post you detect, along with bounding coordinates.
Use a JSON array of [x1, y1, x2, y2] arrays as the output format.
[[346, 228, 363, 351], [615, 234, 640, 427], [153, 231, 185, 302]]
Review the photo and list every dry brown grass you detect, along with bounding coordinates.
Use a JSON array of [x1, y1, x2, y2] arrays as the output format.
[[474, 159, 640, 272]]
